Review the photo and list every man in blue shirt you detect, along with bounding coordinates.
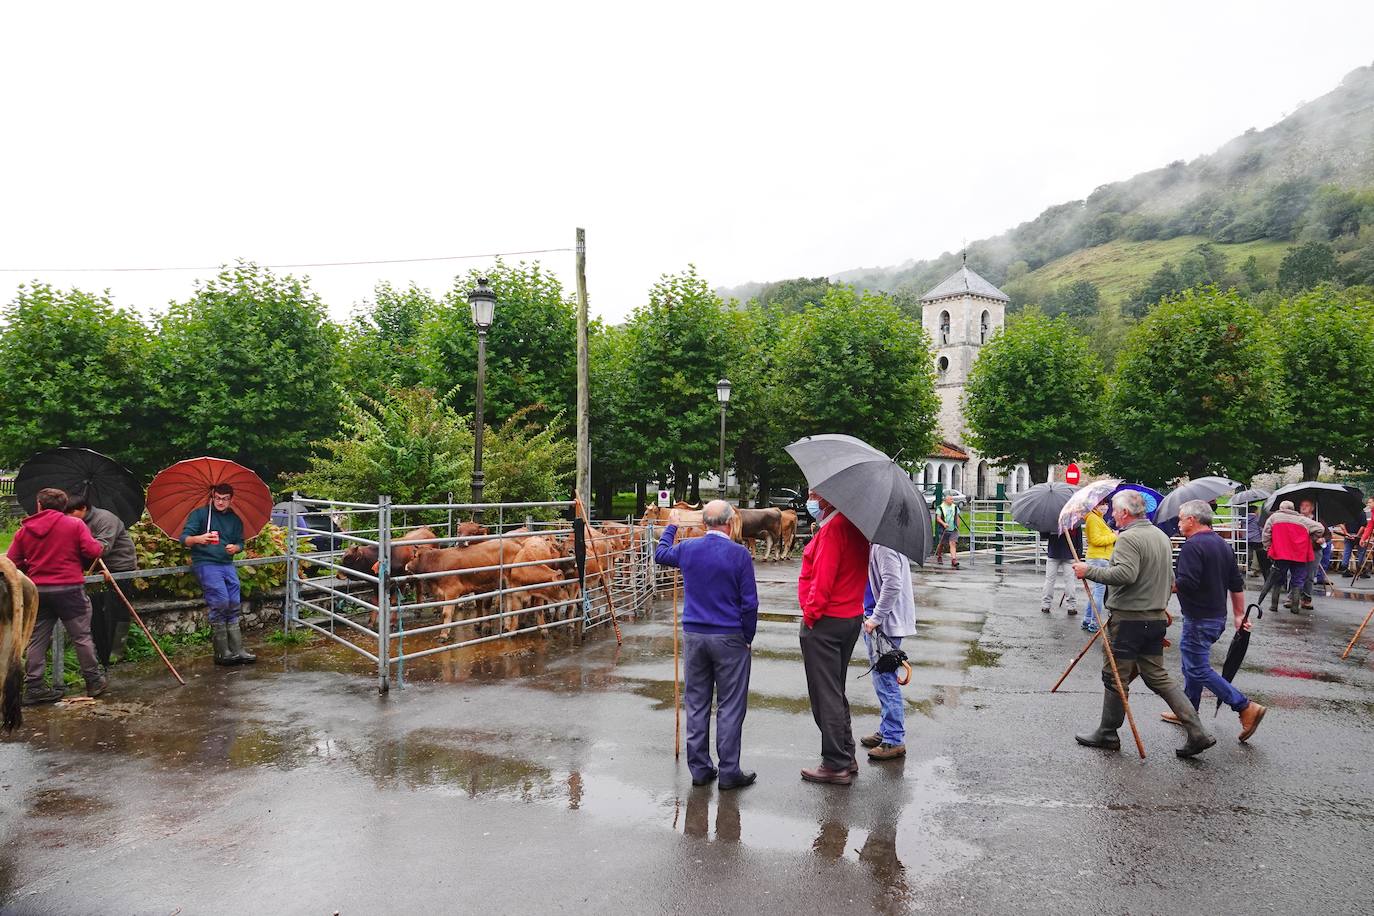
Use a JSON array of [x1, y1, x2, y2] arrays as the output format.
[[180, 484, 255, 666], [655, 500, 759, 790], [1170, 500, 1266, 742]]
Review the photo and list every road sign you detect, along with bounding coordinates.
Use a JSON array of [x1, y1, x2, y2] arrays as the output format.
[[657, 489, 671, 508], [1065, 463, 1081, 485]]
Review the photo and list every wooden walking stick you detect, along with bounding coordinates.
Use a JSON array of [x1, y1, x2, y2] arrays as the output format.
[[1051, 626, 1101, 693], [1060, 538, 1146, 759], [1341, 605, 1374, 660], [96, 559, 186, 686], [673, 566, 681, 760]]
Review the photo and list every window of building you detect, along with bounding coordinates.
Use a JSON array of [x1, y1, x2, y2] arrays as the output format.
[[980, 310, 990, 344], [939, 310, 950, 345], [937, 355, 949, 379]]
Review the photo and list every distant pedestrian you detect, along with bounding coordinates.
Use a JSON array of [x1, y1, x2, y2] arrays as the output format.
[[1168, 500, 1267, 742], [65, 494, 137, 665], [933, 495, 960, 568], [7, 488, 106, 704], [1299, 500, 1331, 607], [860, 543, 917, 761], [181, 483, 255, 665], [798, 490, 870, 785], [1262, 500, 1324, 613], [1073, 489, 1215, 758], [1082, 503, 1115, 632], [1245, 505, 1270, 580], [654, 500, 759, 791], [1041, 526, 1083, 616]]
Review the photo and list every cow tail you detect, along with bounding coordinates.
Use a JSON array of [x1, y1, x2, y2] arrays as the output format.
[[1, 558, 24, 732]]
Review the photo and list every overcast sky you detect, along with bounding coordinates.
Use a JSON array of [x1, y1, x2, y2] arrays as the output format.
[[3, 2, 1373, 325]]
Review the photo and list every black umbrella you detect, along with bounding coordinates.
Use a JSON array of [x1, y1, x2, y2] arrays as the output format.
[[1217, 600, 1263, 715], [784, 434, 932, 563], [1263, 481, 1364, 531], [1010, 482, 1077, 534], [15, 447, 145, 528], [1155, 475, 1243, 526]]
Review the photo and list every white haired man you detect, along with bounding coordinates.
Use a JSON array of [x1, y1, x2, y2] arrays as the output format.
[[1072, 489, 1215, 758]]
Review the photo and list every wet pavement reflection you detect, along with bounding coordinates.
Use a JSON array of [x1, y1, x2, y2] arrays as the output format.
[[1, 559, 1372, 914]]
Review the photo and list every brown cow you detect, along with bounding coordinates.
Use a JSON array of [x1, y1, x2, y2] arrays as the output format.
[[777, 509, 799, 560], [337, 526, 443, 629], [405, 537, 520, 641], [738, 507, 783, 560], [502, 536, 576, 632], [1, 557, 40, 732]]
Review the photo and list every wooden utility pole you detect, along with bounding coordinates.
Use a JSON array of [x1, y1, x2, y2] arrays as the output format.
[[576, 228, 591, 506]]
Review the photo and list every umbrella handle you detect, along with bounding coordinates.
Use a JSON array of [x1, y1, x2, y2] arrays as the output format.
[[1245, 602, 1263, 622]]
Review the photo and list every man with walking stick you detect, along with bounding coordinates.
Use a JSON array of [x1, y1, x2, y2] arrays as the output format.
[[654, 500, 759, 791], [1073, 489, 1215, 758]]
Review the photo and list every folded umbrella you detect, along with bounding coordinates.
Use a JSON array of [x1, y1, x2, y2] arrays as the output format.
[[15, 447, 145, 528], [146, 457, 273, 541], [1010, 482, 1077, 534], [1263, 481, 1364, 531], [1230, 487, 1270, 506], [1156, 476, 1244, 526], [784, 434, 932, 563], [1217, 601, 1261, 715]]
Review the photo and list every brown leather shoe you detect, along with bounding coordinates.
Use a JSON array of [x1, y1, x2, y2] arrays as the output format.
[[801, 765, 853, 786], [1238, 702, 1267, 742], [859, 733, 882, 749], [868, 742, 906, 760]]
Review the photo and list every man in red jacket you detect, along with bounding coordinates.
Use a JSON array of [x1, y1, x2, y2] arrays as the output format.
[[798, 489, 870, 785], [6, 488, 106, 704]]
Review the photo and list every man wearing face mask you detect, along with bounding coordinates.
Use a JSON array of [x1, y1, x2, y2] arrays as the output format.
[[797, 490, 871, 785]]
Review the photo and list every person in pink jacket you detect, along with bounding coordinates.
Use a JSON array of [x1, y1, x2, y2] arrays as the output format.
[[7, 487, 107, 704]]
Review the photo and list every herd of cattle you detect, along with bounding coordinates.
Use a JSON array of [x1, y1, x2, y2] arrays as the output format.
[[329, 503, 800, 644]]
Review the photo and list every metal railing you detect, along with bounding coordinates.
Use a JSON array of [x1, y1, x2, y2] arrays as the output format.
[[284, 497, 659, 693], [964, 498, 1042, 568]]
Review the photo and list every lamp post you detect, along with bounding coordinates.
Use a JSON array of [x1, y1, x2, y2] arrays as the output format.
[[716, 377, 731, 499], [467, 277, 497, 511]]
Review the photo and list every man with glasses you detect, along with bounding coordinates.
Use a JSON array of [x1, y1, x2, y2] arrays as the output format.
[[181, 484, 256, 665]]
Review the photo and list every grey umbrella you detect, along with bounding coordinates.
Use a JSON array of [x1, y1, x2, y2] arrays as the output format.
[[783, 434, 932, 563], [1010, 482, 1077, 534], [1155, 475, 1244, 525], [1230, 487, 1270, 505]]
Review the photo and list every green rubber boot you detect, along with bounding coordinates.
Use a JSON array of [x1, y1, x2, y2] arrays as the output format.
[[212, 622, 238, 666], [1075, 689, 1125, 750], [108, 622, 131, 664], [226, 621, 256, 665]]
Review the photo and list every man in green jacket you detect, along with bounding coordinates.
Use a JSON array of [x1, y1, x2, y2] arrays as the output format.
[[1072, 489, 1215, 758]]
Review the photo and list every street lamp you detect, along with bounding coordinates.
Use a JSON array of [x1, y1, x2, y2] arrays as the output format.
[[716, 377, 731, 499], [467, 277, 497, 510]]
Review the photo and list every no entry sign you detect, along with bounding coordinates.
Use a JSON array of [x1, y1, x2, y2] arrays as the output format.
[[1065, 463, 1081, 485]]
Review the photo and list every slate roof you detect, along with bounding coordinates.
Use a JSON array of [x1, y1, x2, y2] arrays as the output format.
[[920, 265, 1010, 303]]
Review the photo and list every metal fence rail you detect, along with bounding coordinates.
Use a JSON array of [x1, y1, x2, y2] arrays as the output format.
[[284, 496, 658, 693]]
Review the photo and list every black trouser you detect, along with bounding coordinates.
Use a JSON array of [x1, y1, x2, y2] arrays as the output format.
[[800, 615, 863, 771]]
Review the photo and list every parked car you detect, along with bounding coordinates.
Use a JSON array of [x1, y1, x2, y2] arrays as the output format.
[[922, 488, 970, 508], [768, 487, 808, 514]]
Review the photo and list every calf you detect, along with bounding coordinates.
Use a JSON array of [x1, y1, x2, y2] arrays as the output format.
[[336, 526, 440, 630]]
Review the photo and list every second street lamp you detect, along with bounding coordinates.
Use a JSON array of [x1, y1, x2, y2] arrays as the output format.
[[468, 277, 497, 511], [716, 377, 731, 499]]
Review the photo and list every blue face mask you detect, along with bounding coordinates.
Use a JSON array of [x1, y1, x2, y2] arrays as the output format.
[[806, 499, 823, 521]]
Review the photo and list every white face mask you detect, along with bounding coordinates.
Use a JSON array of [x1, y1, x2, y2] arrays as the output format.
[[806, 499, 823, 521]]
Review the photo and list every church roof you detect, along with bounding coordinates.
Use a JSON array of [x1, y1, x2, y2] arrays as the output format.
[[929, 441, 970, 461], [920, 265, 1010, 304]]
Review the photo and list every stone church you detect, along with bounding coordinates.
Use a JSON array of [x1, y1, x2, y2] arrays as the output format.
[[916, 258, 1031, 498]]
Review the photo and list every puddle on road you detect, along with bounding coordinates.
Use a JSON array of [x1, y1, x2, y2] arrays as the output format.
[[27, 788, 110, 818]]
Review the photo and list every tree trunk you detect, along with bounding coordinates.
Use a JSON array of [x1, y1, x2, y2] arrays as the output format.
[[1188, 455, 1209, 481], [1028, 461, 1050, 484], [1302, 455, 1321, 481], [634, 480, 647, 516], [689, 472, 701, 505], [594, 479, 615, 519], [756, 466, 772, 509]]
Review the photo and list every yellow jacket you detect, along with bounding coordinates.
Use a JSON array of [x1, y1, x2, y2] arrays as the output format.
[[1085, 511, 1117, 560]]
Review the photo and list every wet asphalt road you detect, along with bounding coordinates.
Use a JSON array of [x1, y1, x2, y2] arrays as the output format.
[[2, 559, 1372, 915]]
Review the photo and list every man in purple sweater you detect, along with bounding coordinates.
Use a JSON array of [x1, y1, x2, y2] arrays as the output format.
[[655, 500, 759, 790], [1169, 500, 1267, 742]]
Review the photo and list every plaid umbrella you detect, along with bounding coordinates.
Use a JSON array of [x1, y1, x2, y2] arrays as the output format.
[[1156, 476, 1244, 526], [1231, 487, 1270, 505]]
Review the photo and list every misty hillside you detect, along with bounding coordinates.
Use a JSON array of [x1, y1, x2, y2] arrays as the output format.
[[720, 63, 1374, 310]]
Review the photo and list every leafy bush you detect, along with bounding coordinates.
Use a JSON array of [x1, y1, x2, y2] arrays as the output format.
[[128, 515, 291, 599]]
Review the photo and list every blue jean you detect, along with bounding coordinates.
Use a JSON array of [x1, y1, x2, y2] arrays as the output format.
[[1180, 616, 1248, 712], [1341, 539, 1367, 568], [1271, 559, 1307, 596], [682, 631, 752, 783], [194, 563, 242, 624], [1084, 559, 1109, 627], [863, 627, 905, 745]]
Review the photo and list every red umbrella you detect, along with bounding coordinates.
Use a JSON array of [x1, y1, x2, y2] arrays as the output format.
[[146, 457, 273, 541]]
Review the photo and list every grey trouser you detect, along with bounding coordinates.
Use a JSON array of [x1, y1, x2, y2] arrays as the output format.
[[683, 631, 752, 783], [800, 615, 863, 771], [26, 585, 103, 690]]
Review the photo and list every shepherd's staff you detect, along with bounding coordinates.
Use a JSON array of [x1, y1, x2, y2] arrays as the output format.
[[1050, 538, 1146, 759], [673, 565, 682, 759], [1341, 606, 1374, 660], [95, 559, 185, 686]]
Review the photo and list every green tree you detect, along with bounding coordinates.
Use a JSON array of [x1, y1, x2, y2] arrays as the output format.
[[1278, 241, 1338, 292], [147, 263, 343, 483], [755, 277, 832, 314], [1127, 261, 1181, 317], [725, 304, 791, 504], [1269, 285, 1374, 478], [420, 261, 575, 429], [1045, 279, 1100, 318], [621, 266, 733, 501], [963, 308, 1104, 484], [773, 286, 939, 462], [339, 282, 435, 393], [589, 322, 651, 514], [0, 284, 154, 474], [1099, 287, 1284, 483]]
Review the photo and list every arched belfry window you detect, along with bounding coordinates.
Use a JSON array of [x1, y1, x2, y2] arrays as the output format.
[[937, 355, 949, 380], [939, 310, 951, 345], [980, 310, 990, 344]]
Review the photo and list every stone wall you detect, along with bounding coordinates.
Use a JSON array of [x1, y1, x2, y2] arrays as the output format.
[[130, 587, 286, 636]]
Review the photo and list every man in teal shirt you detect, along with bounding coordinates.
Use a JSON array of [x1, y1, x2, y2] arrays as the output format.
[[934, 495, 960, 569], [180, 484, 255, 665]]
